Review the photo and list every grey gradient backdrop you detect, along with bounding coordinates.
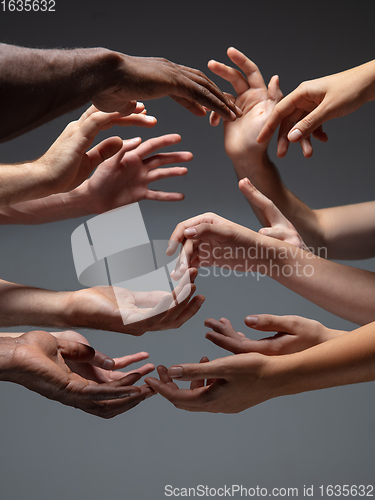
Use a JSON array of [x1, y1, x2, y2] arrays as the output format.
[[1, 1, 375, 499]]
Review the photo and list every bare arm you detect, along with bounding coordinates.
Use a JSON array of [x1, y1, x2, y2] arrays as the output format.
[[0, 267, 204, 335], [167, 213, 375, 325], [0, 43, 240, 142], [208, 48, 375, 260], [0, 134, 192, 224], [146, 319, 375, 414], [257, 59, 375, 157]]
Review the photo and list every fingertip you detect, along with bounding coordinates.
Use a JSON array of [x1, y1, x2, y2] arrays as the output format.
[[168, 366, 183, 379], [184, 227, 197, 238], [288, 129, 303, 142], [245, 315, 259, 326], [144, 376, 158, 388], [102, 358, 115, 370], [172, 133, 182, 142]]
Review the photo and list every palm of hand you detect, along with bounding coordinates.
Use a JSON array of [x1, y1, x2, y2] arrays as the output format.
[[224, 87, 277, 159], [13, 332, 83, 396], [73, 286, 145, 329], [87, 150, 147, 210]]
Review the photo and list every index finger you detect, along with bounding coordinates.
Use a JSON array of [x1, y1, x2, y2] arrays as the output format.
[[239, 178, 288, 226], [257, 94, 301, 143], [145, 375, 211, 410], [177, 65, 242, 120], [167, 213, 220, 256], [226, 47, 266, 90]]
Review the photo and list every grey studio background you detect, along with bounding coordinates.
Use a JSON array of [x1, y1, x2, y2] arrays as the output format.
[[0, 1, 375, 499]]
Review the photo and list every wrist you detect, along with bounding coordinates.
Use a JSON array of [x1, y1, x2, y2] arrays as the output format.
[[58, 185, 96, 218], [0, 337, 18, 382], [0, 161, 54, 207], [90, 49, 133, 111], [359, 59, 375, 103], [87, 48, 126, 99], [231, 150, 272, 181]]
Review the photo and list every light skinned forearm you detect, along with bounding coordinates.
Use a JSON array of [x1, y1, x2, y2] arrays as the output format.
[[231, 153, 326, 251], [0, 187, 93, 224], [274, 321, 375, 397], [232, 153, 375, 259], [255, 236, 375, 325], [0, 43, 119, 142], [0, 280, 73, 328], [0, 161, 58, 208]]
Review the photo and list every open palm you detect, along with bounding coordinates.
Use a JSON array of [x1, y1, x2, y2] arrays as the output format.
[[208, 47, 283, 159]]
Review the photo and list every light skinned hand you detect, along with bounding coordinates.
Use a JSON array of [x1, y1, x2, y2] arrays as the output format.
[[205, 315, 345, 356], [37, 104, 157, 194], [66, 268, 205, 336], [1, 331, 154, 418], [239, 177, 308, 250], [257, 61, 375, 157], [145, 352, 272, 413], [167, 212, 263, 280], [93, 53, 242, 120], [74, 133, 192, 214], [207, 47, 288, 160]]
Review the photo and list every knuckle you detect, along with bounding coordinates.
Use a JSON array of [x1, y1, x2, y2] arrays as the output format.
[[261, 315, 274, 329], [288, 315, 300, 330]]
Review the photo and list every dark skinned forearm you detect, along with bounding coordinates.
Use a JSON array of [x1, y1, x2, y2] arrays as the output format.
[[0, 43, 117, 141]]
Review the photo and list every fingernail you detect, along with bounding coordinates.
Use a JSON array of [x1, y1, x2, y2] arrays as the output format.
[[131, 137, 141, 142], [245, 316, 258, 325], [169, 366, 183, 378], [184, 227, 197, 237], [288, 129, 302, 142], [145, 115, 157, 121], [103, 359, 115, 370], [235, 105, 243, 116], [129, 391, 140, 397], [230, 110, 237, 120]]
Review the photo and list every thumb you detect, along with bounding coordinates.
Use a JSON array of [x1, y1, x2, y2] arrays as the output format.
[[168, 359, 223, 381], [245, 314, 312, 334], [58, 340, 96, 363], [86, 136, 124, 170], [268, 75, 283, 103], [239, 178, 287, 226], [183, 223, 236, 242]]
